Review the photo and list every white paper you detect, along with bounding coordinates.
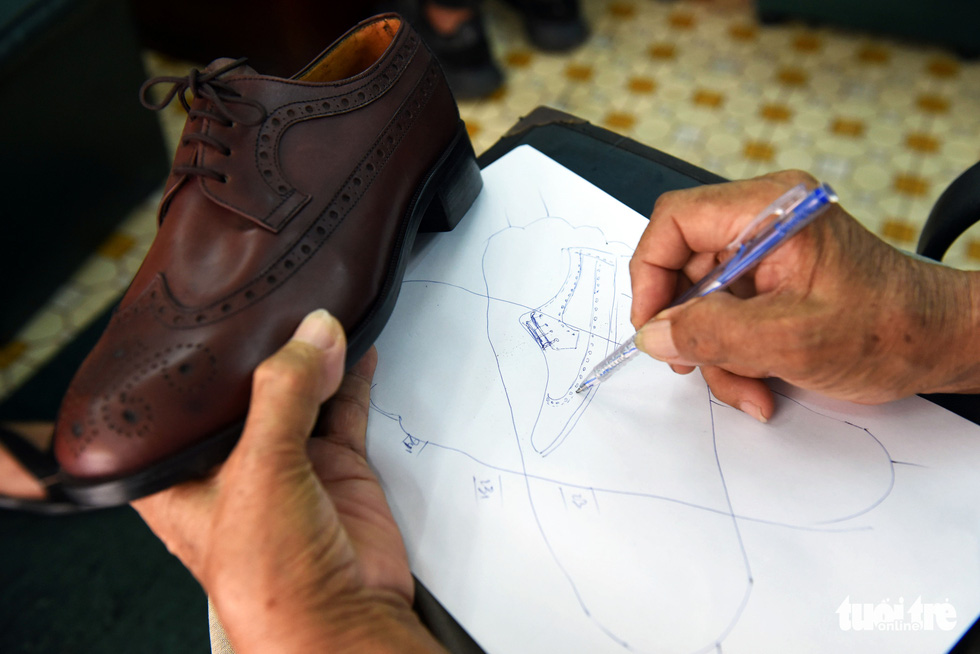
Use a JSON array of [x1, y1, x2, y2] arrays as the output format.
[[367, 146, 980, 653]]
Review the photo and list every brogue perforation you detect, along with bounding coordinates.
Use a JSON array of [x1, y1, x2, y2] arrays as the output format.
[[147, 61, 443, 329]]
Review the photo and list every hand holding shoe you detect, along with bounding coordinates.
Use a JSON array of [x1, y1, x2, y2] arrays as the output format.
[[53, 13, 482, 505], [133, 310, 445, 654], [629, 170, 980, 421]]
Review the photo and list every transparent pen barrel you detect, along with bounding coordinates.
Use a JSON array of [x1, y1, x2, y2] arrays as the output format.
[[595, 335, 640, 382]]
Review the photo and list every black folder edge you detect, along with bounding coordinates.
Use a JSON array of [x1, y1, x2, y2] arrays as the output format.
[[416, 106, 980, 654], [1, 106, 977, 653]]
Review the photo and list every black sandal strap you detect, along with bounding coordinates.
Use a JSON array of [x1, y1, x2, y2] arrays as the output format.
[[0, 424, 94, 514], [0, 424, 59, 481]]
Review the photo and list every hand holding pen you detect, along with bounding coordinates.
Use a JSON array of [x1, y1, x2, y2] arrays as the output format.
[[599, 171, 980, 421], [577, 179, 838, 394]]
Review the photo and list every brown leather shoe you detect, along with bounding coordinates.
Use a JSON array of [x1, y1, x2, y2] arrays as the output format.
[[52, 13, 482, 506]]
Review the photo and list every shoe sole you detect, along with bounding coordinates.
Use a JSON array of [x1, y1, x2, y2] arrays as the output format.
[[58, 122, 483, 507]]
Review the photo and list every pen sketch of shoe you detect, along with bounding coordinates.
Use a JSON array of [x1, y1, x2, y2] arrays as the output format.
[[368, 392, 753, 653], [518, 247, 618, 455], [366, 217, 755, 652], [711, 387, 897, 527], [485, 219, 625, 458]]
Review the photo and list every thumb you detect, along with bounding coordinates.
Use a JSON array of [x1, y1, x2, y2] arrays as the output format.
[[636, 293, 785, 378], [635, 294, 782, 422], [237, 309, 347, 458]]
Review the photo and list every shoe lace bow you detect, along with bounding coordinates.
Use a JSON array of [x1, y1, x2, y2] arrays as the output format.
[[139, 58, 267, 183]]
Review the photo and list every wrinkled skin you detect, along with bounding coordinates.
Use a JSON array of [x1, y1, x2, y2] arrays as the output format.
[[133, 311, 445, 653], [630, 170, 980, 422]]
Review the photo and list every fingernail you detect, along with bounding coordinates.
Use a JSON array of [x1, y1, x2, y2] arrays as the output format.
[[739, 401, 768, 424], [292, 309, 342, 351], [635, 320, 681, 362]]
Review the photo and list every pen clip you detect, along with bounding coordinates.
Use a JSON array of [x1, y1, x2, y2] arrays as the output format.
[[725, 184, 810, 254]]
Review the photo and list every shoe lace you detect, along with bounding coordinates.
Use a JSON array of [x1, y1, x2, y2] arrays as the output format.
[[139, 58, 267, 183]]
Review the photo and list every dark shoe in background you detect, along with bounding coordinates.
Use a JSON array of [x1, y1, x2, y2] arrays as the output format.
[[52, 13, 482, 506], [413, 1, 505, 99], [504, 0, 589, 52]]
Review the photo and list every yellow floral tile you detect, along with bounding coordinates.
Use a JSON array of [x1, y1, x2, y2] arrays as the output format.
[[969, 239, 980, 262], [905, 133, 941, 154], [607, 1, 636, 18], [728, 23, 757, 42], [564, 63, 594, 82], [97, 233, 137, 260], [647, 43, 677, 60], [916, 94, 951, 114], [893, 173, 930, 197], [465, 121, 482, 140], [6, 0, 980, 401], [692, 88, 725, 108], [483, 86, 508, 103], [881, 219, 918, 243], [856, 44, 891, 64], [628, 76, 657, 94], [604, 111, 637, 131], [776, 67, 809, 87], [0, 341, 27, 370], [830, 118, 866, 138], [668, 11, 696, 30], [743, 141, 776, 162], [759, 103, 792, 123], [505, 50, 534, 68], [926, 57, 959, 79], [792, 33, 823, 53]]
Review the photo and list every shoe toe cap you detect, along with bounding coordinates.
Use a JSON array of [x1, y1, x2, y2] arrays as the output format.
[[54, 330, 247, 480]]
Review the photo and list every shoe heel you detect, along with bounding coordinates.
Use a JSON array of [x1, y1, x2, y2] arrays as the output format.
[[419, 124, 483, 233]]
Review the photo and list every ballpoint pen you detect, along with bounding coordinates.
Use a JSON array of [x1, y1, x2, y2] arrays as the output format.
[[574, 182, 839, 394]]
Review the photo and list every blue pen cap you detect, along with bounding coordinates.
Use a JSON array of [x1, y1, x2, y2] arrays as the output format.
[[791, 183, 838, 220]]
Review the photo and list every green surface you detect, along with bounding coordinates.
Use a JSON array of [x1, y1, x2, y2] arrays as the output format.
[[0, 506, 208, 653], [756, 0, 980, 55], [0, 0, 38, 32]]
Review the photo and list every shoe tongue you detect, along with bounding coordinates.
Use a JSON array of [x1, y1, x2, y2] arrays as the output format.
[[204, 57, 259, 77]]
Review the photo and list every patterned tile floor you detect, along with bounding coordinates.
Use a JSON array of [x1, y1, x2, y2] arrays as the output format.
[[2, 0, 979, 401]]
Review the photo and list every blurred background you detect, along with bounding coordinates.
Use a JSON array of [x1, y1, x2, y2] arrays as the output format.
[[2, 0, 979, 402], [1, 1, 979, 650]]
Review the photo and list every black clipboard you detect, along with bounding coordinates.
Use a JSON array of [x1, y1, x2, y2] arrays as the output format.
[[411, 106, 980, 654], [1, 106, 977, 654]]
